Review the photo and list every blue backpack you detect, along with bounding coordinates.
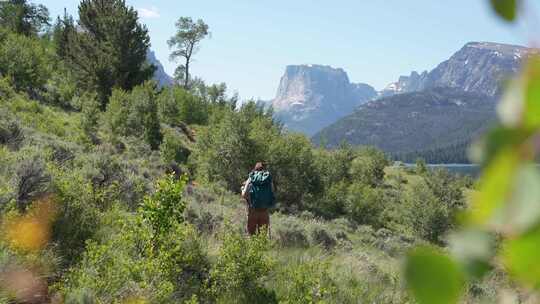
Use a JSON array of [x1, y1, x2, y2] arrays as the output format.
[[248, 170, 275, 209]]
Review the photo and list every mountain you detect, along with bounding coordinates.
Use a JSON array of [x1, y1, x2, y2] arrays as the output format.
[[147, 50, 174, 88], [313, 42, 539, 161], [312, 87, 497, 155], [381, 42, 538, 97], [271, 65, 377, 135]]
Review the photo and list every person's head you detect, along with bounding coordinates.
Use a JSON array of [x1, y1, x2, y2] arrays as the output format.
[[253, 162, 266, 171]]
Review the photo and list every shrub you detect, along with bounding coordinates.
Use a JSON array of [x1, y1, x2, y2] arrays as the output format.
[[311, 180, 348, 219], [59, 211, 175, 303], [158, 85, 208, 126], [345, 184, 385, 228], [0, 30, 50, 92], [194, 109, 257, 190], [0, 113, 24, 150], [308, 225, 337, 249], [349, 147, 389, 188], [12, 154, 50, 212], [104, 83, 162, 150], [79, 92, 101, 144], [210, 228, 276, 303], [402, 181, 451, 244], [276, 260, 336, 303], [160, 127, 190, 164], [157, 223, 211, 302], [272, 215, 309, 247], [265, 133, 321, 212], [51, 170, 100, 265], [42, 64, 77, 109], [139, 174, 187, 241]]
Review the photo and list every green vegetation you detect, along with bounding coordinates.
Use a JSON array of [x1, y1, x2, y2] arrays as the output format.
[[0, 0, 533, 303]]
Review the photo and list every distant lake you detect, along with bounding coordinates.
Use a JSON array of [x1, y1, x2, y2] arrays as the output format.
[[404, 164, 481, 177]]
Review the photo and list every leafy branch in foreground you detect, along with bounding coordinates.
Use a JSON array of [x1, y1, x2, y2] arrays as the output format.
[[405, 1, 540, 303]]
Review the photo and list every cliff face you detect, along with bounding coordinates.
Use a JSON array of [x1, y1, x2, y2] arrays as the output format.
[[382, 42, 538, 97], [271, 65, 376, 135], [146, 50, 174, 88]]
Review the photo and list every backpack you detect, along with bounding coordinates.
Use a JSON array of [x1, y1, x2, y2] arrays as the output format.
[[248, 170, 275, 209]]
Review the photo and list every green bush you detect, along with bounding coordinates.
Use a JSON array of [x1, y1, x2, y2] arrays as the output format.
[[402, 181, 451, 244], [42, 64, 77, 108], [265, 133, 321, 212], [0, 111, 24, 150], [0, 30, 51, 92], [308, 225, 337, 249], [157, 223, 211, 302], [210, 228, 276, 303], [59, 210, 175, 303], [276, 260, 336, 304], [194, 109, 257, 190], [104, 82, 162, 150], [139, 174, 187, 241], [79, 92, 101, 145], [349, 147, 389, 188], [160, 127, 190, 164], [272, 215, 309, 247], [345, 184, 385, 228], [158, 85, 209, 126], [51, 169, 100, 265]]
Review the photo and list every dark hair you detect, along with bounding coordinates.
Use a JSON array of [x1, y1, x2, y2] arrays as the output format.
[[253, 162, 266, 171]]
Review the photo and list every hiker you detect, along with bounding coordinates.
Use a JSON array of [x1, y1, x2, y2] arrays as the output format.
[[241, 162, 276, 235]]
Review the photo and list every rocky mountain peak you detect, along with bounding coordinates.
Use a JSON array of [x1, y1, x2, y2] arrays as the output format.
[[382, 42, 538, 97], [146, 50, 174, 88], [271, 64, 376, 135]]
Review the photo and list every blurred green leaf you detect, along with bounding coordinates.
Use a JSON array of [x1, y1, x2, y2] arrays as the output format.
[[497, 78, 524, 128], [524, 57, 540, 128], [503, 225, 540, 288], [490, 0, 518, 22], [449, 229, 495, 279], [472, 127, 532, 166], [405, 247, 465, 304], [470, 149, 520, 226], [502, 165, 540, 233]]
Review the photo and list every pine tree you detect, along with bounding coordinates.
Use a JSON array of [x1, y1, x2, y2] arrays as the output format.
[[66, 0, 155, 108], [0, 0, 50, 36]]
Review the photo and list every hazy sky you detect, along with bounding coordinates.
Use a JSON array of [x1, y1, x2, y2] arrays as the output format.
[[40, 0, 540, 100]]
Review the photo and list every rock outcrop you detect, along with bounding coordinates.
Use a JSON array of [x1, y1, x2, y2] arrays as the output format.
[[271, 64, 376, 135], [381, 42, 538, 97], [147, 50, 174, 88]]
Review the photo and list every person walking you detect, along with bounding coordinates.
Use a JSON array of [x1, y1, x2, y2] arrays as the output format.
[[241, 162, 276, 235]]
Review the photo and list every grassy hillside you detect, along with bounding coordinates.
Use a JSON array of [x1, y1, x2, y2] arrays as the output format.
[[0, 1, 527, 303], [0, 75, 514, 303]]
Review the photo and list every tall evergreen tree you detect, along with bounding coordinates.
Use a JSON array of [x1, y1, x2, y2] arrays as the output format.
[[0, 0, 50, 36], [66, 0, 155, 108], [52, 9, 75, 59]]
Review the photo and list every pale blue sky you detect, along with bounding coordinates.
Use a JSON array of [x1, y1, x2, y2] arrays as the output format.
[[40, 0, 539, 100]]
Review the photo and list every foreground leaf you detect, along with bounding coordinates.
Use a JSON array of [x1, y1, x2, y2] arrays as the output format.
[[490, 0, 518, 22], [469, 149, 520, 226], [503, 225, 540, 288], [449, 229, 495, 279], [405, 247, 465, 304]]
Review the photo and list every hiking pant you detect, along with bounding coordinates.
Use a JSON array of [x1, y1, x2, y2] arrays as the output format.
[[247, 208, 269, 235]]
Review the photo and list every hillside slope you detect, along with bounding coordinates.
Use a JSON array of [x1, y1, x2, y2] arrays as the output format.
[[313, 88, 497, 154]]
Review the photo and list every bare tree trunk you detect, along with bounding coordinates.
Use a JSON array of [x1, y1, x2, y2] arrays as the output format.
[[184, 58, 190, 89]]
